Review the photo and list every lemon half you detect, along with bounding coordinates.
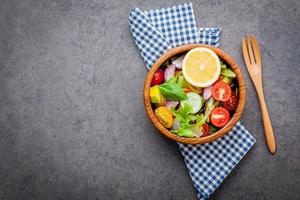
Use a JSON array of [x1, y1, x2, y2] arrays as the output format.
[[182, 47, 221, 87]]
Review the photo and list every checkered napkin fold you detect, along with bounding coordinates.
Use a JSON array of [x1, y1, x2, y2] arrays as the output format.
[[128, 3, 255, 199]]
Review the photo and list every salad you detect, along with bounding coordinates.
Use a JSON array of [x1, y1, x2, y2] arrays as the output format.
[[150, 47, 239, 138]]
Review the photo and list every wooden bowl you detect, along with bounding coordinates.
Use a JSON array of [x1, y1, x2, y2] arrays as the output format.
[[144, 44, 246, 144]]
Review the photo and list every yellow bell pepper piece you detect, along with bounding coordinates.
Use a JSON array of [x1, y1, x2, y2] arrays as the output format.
[[154, 95, 166, 107], [150, 85, 163, 104]]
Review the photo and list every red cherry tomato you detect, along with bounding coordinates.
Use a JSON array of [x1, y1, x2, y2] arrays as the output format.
[[212, 82, 231, 102], [210, 107, 230, 127], [151, 70, 164, 85], [222, 92, 238, 111], [201, 123, 210, 137]]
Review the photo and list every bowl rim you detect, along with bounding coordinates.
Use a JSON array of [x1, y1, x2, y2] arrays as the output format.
[[143, 44, 246, 144]]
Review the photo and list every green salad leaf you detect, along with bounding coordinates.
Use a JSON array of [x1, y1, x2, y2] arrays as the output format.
[[171, 103, 206, 137], [174, 128, 195, 137], [167, 76, 178, 83], [167, 71, 182, 84], [204, 97, 214, 121], [177, 75, 189, 88], [209, 124, 218, 134], [203, 97, 220, 122], [221, 68, 236, 78], [159, 82, 187, 101], [171, 103, 193, 126]]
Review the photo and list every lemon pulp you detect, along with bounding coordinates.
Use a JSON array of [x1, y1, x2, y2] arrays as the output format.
[[182, 47, 221, 87]]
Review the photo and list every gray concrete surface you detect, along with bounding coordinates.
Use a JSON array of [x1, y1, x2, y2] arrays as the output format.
[[0, 0, 299, 199]]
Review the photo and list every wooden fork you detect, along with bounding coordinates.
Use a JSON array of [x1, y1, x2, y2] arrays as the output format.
[[242, 35, 276, 154]]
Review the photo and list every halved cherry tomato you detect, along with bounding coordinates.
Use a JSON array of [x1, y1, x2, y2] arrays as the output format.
[[154, 106, 173, 128], [201, 123, 210, 137], [212, 82, 231, 102], [210, 107, 230, 127], [151, 70, 164, 85], [222, 92, 238, 111]]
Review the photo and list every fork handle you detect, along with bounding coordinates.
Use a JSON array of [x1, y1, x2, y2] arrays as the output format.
[[257, 89, 276, 154]]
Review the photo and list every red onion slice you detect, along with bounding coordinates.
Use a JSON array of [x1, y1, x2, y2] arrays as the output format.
[[172, 55, 185, 69], [203, 86, 213, 100], [171, 118, 180, 130], [165, 100, 179, 110], [164, 64, 176, 81]]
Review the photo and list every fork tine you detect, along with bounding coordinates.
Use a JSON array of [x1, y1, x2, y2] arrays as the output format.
[[247, 35, 255, 64], [250, 35, 261, 66], [242, 37, 251, 68]]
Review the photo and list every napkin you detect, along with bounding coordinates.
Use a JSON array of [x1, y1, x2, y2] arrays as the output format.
[[128, 3, 256, 199]]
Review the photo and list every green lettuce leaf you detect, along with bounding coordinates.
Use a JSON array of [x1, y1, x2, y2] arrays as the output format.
[[171, 103, 206, 137]]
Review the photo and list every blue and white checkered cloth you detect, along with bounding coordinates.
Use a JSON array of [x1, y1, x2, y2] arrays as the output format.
[[129, 3, 256, 199]]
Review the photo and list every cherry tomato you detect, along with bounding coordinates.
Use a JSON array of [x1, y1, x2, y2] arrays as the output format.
[[151, 70, 164, 85], [154, 106, 173, 128], [212, 82, 231, 102], [222, 92, 238, 111], [210, 107, 230, 127], [201, 123, 210, 137]]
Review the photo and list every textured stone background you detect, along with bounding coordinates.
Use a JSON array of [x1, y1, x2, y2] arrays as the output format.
[[0, 0, 299, 199]]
